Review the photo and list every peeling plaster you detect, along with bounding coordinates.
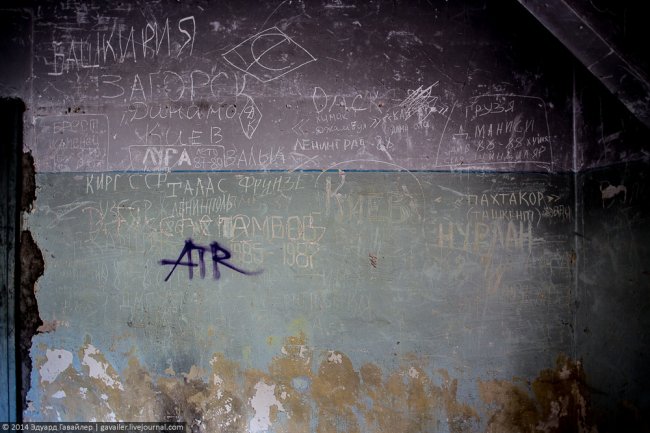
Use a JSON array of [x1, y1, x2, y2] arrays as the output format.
[[326, 351, 343, 364], [39, 349, 73, 383], [80, 344, 124, 390], [28, 334, 596, 433], [19, 233, 44, 412], [19, 151, 45, 411], [249, 381, 285, 433]]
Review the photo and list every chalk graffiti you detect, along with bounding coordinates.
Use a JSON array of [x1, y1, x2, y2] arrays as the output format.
[[397, 82, 448, 122], [600, 182, 627, 208], [239, 95, 262, 139], [160, 239, 262, 281], [222, 27, 316, 82], [47, 16, 196, 76], [36, 114, 110, 172]]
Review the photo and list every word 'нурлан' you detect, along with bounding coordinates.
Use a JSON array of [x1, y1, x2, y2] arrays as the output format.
[[160, 239, 262, 281]]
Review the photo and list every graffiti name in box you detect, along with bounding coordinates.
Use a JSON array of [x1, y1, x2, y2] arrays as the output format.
[[99, 69, 237, 102], [129, 143, 287, 171], [313, 121, 368, 135], [84, 173, 226, 197], [323, 181, 418, 223], [436, 220, 533, 252], [312, 86, 383, 117], [123, 101, 241, 123], [170, 195, 238, 218], [465, 191, 558, 208], [294, 138, 365, 152], [47, 15, 196, 75], [82, 199, 156, 237], [36, 114, 109, 172], [133, 123, 223, 147], [237, 174, 305, 198], [160, 215, 215, 238], [226, 240, 321, 269], [443, 148, 549, 166], [219, 214, 326, 242], [472, 119, 534, 139], [129, 145, 220, 169], [278, 289, 372, 320], [542, 204, 572, 221], [129, 144, 286, 171], [53, 118, 103, 134], [465, 98, 515, 119], [230, 240, 264, 265], [469, 209, 535, 223], [444, 95, 552, 166]]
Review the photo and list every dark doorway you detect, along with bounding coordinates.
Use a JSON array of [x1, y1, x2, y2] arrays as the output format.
[[0, 98, 24, 421]]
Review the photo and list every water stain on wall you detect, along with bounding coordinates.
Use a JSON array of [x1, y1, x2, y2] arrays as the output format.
[[29, 334, 596, 433], [479, 356, 596, 433]]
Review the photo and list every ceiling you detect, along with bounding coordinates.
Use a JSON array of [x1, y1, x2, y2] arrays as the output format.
[[517, 0, 650, 129]]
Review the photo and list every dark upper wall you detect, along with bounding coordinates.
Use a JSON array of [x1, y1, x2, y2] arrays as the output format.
[[1, 0, 580, 172], [4, 1, 648, 172], [575, 66, 650, 170], [0, 10, 32, 100], [516, 0, 650, 170], [517, 0, 650, 135]]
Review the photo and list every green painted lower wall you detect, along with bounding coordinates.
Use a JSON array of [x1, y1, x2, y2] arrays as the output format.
[[23, 170, 586, 431], [576, 161, 650, 433]]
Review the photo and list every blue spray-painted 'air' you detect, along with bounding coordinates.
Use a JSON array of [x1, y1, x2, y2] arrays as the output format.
[[160, 239, 262, 281]]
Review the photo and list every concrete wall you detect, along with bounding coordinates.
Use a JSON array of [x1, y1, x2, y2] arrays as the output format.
[[0, 0, 648, 432], [574, 67, 650, 432]]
